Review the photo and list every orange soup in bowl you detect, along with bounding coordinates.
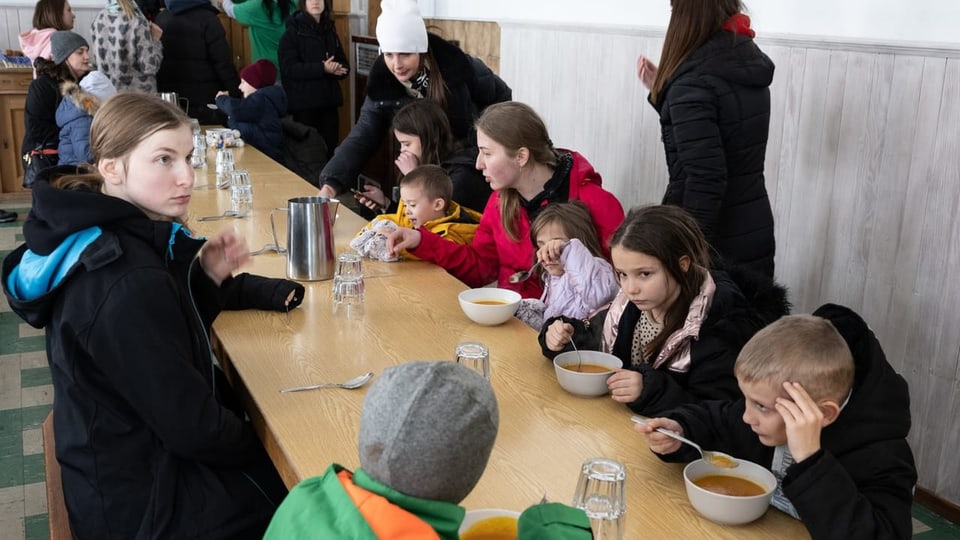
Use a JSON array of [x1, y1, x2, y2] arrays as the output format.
[[472, 299, 509, 306], [460, 515, 518, 540], [564, 363, 614, 374], [693, 475, 766, 497]]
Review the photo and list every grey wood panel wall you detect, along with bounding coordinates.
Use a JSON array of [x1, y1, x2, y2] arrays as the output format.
[[1, 6, 98, 51], [502, 22, 960, 505]]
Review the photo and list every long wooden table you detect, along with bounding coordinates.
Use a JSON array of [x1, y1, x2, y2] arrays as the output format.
[[188, 144, 810, 539]]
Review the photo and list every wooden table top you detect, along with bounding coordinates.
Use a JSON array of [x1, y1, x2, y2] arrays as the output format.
[[187, 145, 810, 539]]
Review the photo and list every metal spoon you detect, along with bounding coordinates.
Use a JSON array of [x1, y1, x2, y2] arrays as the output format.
[[631, 416, 739, 468], [197, 210, 242, 222], [279, 372, 374, 393], [249, 243, 285, 256], [569, 336, 584, 372], [508, 261, 541, 283]]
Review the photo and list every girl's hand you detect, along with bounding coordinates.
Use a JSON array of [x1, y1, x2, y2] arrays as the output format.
[[395, 151, 420, 176], [776, 382, 824, 462], [318, 184, 338, 199], [355, 185, 388, 210], [637, 55, 658, 90], [215, 90, 229, 98], [200, 229, 250, 286], [544, 320, 574, 351], [607, 369, 643, 403], [385, 227, 422, 257], [536, 239, 567, 265], [635, 417, 684, 455], [149, 22, 163, 41]]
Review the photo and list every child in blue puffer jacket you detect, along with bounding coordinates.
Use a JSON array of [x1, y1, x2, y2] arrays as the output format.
[[55, 70, 116, 165]]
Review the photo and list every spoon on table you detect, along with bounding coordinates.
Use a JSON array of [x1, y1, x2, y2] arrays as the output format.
[[279, 372, 374, 393], [508, 261, 541, 283], [631, 416, 739, 468]]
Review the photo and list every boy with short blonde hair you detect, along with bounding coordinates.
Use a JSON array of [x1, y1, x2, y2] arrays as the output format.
[[637, 304, 917, 540], [351, 165, 482, 261]]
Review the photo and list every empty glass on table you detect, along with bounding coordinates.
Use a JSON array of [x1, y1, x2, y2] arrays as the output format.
[[572, 457, 626, 540], [454, 342, 490, 379]]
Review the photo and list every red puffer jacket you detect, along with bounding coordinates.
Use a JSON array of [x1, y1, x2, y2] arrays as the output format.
[[410, 150, 624, 299]]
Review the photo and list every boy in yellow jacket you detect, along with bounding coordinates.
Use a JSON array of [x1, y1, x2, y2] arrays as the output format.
[[352, 165, 482, 261]]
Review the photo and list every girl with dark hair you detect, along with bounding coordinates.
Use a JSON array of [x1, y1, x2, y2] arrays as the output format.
[[4, 93, 299, 539], [386, 102, 625, 300], [540, 205, 790, 417], [279, 0, 349, 158], [18, 0, 75, 77], [638, 0, 776, 278], [317, 0, 511, 199], [356, 99, 491, 213], [220, 0, 293, 73]]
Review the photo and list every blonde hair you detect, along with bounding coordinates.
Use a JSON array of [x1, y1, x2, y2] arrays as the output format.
[[474, 102, 557, 241], [735, 314, 854, 402], [53, 93, 191, 192], [400, 165, 452, 210]]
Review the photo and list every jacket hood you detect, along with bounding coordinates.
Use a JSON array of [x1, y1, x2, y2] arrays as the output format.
[[257, 85, 287, 116], [669, 29, 774, 92], [18, 27, 56, 61], [816, 304, 913, 452], [56, 81, 100, 123], [164, 0, 213, 14]]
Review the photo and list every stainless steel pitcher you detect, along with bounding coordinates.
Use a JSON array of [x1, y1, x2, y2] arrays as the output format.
[[271, 197, 339, 281], [159, 92, 190, 113]]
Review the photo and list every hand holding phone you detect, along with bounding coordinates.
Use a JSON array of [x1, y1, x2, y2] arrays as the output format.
[[351, 187, 388, 213]]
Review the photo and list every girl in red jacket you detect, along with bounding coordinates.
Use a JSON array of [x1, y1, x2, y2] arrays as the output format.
[[386, 101, 624, 299]]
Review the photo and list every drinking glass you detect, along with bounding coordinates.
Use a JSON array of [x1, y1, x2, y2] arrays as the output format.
[[215, 148, 234, 189], [572, 458, 626, 540], [230, 169, 253, 217], [191, 133, 206, 168], [335, 252, 363, 281], [332, 276, 364, 318], [454, 342, 490, 379]]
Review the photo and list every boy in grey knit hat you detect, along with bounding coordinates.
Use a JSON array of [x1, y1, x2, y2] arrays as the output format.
[[265, 361, 592, 539]]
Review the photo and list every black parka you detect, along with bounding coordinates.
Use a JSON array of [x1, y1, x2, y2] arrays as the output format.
[[278, 11, 349, 111], [2, 174, 303, 539], [155, 0, 241, 125], [653, 29, 776, 277], [319, 33, 512, 194], [22, 73, 62, 157]]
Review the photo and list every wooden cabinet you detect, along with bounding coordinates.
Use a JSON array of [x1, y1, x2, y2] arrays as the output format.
[[0, 69, 31, 193]]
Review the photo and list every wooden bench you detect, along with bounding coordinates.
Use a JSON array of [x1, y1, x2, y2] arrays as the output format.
[[41, 411, 73, 540]]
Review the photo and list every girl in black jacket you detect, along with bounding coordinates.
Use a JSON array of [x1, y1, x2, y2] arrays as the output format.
[[317, 0, 511, 198], [540, 205, 789, 416], [278, 0, 349, 159], [637, 0, 776, 278], [3, 94, 301, 540]]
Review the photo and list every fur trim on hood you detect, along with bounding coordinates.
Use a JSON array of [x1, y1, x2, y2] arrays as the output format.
[[59, 81, 101, 116]]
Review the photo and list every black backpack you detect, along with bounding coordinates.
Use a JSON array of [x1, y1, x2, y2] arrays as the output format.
[[281, 116, 328, 187]]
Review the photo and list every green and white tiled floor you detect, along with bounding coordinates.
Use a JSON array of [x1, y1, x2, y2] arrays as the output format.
[[0, 206, 958, 540]]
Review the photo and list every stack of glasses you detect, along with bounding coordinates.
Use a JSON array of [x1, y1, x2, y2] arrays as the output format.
[[215, 148, 234, 189], [332, 253, 364, 318]]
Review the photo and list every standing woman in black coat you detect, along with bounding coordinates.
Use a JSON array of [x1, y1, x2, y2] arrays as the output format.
[[637, 0, 776, 278], [279, 0, 349, 159], [156, 0, 241, 125], [317, 0, 511, 198]]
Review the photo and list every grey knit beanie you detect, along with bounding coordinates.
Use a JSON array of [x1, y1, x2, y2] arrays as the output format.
[[359, 361, 499, 503], [50, 31, 88, 65]]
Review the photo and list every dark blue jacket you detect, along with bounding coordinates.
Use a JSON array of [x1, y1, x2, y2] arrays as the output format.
[[55, 82, 96, 165], [216, 85, 287, 163]]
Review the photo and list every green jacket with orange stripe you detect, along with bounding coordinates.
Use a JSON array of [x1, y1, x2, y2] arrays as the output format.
[[263, 464, 592, 539]]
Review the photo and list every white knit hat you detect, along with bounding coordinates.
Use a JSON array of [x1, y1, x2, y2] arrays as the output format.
[[376, 0, 428, 53]]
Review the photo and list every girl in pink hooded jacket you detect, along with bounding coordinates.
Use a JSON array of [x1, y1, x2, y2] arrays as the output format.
[[18, 0, 76, 77]]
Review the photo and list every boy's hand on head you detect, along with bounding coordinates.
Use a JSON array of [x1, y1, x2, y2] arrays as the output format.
[[775, 382, 824, 462], [394, 151, 419, 175], [384, 227, 421, 257], [635, 417, 683, 455], [544, 320, 574, 351], [607, 369, 643, 403]]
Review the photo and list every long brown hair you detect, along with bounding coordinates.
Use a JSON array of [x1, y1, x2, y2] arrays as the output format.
[[474, 102, 558, 241], [421, 45, 448, 110], [32, 0, 70, 30], [54, 94, 191, 193], [609, 205, 711, 358], [34, 56, 75, 82], [650, 0, 744, 103], [529, 201, 605, 260], [392, 99, 455, 166]]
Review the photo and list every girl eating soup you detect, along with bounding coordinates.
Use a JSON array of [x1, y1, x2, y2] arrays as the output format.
[[516, 201, 619, 330], [539, 205, 789, 416]]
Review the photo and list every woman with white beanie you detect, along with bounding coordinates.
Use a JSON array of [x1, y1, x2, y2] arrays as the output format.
[[317, 0, 511, 199]]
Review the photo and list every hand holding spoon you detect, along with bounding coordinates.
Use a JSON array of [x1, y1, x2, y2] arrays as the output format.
[[631, 415, 739, 468]]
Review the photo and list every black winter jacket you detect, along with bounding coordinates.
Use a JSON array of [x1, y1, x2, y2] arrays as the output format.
[[540, 269, 789, 416], [216, 85, 287, 163], [278, 11, 348, 111], [1, 174, 304, 539], [22, 73, 62, 157], [653, 29, 776, 277], [155, 0, 241, 125], [319, 33, 512, 194], [660, 304, 917, 540]]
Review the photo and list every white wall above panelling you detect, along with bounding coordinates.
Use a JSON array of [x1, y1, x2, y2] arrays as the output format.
[[431, 0, 960, 45]]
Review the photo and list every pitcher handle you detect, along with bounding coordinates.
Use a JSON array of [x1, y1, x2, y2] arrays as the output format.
[[269, 208, 287, 254]]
